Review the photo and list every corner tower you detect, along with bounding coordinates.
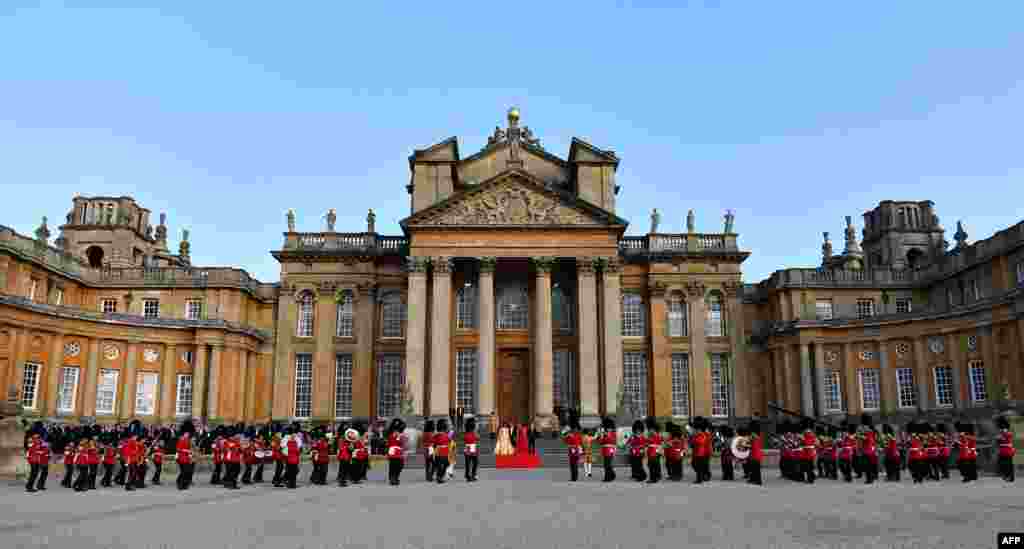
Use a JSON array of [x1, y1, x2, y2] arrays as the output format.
[[861, 200, 946, 270]]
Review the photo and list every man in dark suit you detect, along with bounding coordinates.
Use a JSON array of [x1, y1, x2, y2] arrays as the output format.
[[528, 425, 537, 454]]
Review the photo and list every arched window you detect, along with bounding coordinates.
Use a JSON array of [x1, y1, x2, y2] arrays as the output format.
[[336, 290, 354, 337], [380, 292, 405, 338], [296, 291, 315, 337], [622, 293, 645, 337], [705, 291, 724, 337], [668, 292, 687, 337], [552, 285, 574, 334], [456, 284, 477, 330], [497, 283, 528, 330]]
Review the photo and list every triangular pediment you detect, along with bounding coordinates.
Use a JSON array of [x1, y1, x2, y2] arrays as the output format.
[[401, 169, 627, 229]]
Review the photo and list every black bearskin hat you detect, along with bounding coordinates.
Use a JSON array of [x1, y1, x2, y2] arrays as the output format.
[[737, 424, 750, 437], [721, 425, 734, 438], [632, 420, 645, 433], [749, 420, 761, 435], [938, 423, 949, 434], [388, 418, 406, 435], [815, 424, 826, 436], [801, 419, 814, 432], [996, 416, 1010, 430], [178, 419, 196, 438], [882, 423, 894, 435], [844, 421, 856, 435], [435, 419, 448, 433], [464, 417, 477, 433], [860, 413, 874, 429], [601, 417, 616, 431], [645, 416, 659, 433], [354, 421, 367, 435], [961, 421, 975, 435], [423, 419, 435, 434]]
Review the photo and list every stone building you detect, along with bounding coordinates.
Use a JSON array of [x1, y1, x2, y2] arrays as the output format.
[[0, 109, 1022, 429]]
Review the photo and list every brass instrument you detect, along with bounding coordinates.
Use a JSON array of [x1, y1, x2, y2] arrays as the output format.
[[731, 435, 751, 460]]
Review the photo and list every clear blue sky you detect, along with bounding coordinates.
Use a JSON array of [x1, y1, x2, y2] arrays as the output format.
[[2, 2, 1022, 284]]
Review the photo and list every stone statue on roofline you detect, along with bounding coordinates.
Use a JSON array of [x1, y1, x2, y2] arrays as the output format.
[[325, 209, 336, 232], [686, 209, 696, 234], [649, 208, 661, 234], [367, 209, 376, 233], [724, 209, 735, 234], [286, 209, 296, 232]]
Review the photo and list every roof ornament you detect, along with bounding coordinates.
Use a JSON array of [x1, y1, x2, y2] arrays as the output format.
[[35, 216, 50, 243], [491, 107, 542, 162], [821, 231, 833, 263], [953, 220, 968, 249]]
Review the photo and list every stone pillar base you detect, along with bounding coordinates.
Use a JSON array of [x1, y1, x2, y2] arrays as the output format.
[[533, 413, 557, 432]]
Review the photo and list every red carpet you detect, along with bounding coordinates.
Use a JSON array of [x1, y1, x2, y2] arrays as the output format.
[[495, 452, 542, 469]]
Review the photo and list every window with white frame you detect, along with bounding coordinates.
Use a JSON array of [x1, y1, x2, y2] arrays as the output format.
[[28, 279, 38, 301], [622, 352, 648, 417], [380, 292, 405, 338], [823, 369, 842, 413], [336, 290, 354, 337], [21, 363, 40, 409], [296, 292, 314, 337], [175, 374, 193, 416], [622, 293, 645, 337], [143, 299, 159, 319], [856, 299, 875, 319], [294, 354, 313, 418], [815, 300, 834, 321], [710, 354, 730, 417], [896, 367, 917, 408], [96, 369, 119, 415], [186, 299, 203, 320], [970, 280, 980, 301], [895, 299, 911, 314], [705, 292, 724, 337], [551, 286, 574, 334], [670, 353, 690, 417], [376, 354, 404, 417], [55, 288, 64, 306], [968, 360, 987, 403], [456, 348, 478, 412], [57, 367, 80, 413], [135, 372, 158, 415], [859, 368, 880, 410], [934, 366, 954, 407], [334, 355, 353, 418], [101, 298, 117, 314], [668, 294, 687, 337], [456, 285, 477, 330], [496, 283, 528, 330], [552, 349, 577, 410]]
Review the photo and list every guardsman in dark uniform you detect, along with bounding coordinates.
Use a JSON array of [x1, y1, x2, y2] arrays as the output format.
[[422, 420, 436, 482], [747, 420, 763, 486], [61, 436, 76, 488], [628, 420, 647, 482], [433, 420, 451, 484], [386, 418, 407, 486], [564, 421, 583, 482], [645, 417, 663, 484], [996, 415, 1016, 482], [598, 417, 618, 483], [463, 417, 480, 482], [924, 423, 940, 481], [665, 422, 686, 482]]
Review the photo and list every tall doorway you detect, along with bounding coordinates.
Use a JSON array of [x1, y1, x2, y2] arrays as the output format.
[[497, 350, 531, 425]]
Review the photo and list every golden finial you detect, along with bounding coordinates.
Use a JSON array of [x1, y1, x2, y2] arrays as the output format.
[[507, 106, 520, 123]]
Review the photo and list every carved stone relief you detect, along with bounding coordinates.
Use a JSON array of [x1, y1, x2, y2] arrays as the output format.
[[417, 179, 599, 226]]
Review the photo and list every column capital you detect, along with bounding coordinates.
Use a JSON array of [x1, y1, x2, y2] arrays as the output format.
[[404, 256, 430, 274], [647, 281, 669, 299], [683, 281, 706, 299], [530, 257, 556, 274], [577, 258, 597, 276], [477, 257, 497, 273], [594, 257, 622, 274], [431, 256, 454, 275], [722, 280, 743, 298]]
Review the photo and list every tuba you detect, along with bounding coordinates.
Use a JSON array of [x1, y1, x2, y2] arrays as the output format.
[[731, 435, 751, 461]]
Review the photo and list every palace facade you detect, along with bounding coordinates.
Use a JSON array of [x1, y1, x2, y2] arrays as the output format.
[[1, 109, 1022, 429]]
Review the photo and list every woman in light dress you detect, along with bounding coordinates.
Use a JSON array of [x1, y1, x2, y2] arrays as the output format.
[[495, 422, 514, 456]]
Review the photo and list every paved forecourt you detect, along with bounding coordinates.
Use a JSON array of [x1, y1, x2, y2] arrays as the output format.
[[1, 469, 1021, 549]]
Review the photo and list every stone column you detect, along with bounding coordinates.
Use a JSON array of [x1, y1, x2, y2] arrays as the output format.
[[843, 342, 861, 415], [10, 328, 28, 407], [648, 282, 671, 418], [237, 350, 249, 422], [313, 288, 334, 422], [799, 343, 813, 416], [601, 259, 623, 415], [982, 330, 996, 406], [686, 281, 709, 416], [403, 258, 429, 417], [44, 333, 65, 417], [159, 344, 177, 421], [207, 344, 223, 420], [877, 340, 894, 413], [771, 348, 784, 410], [1016, 319, 1024, 402], [576, 258, 600, 424], [192, 344, 208, 420], [271, 290, 295, 421], [120, 342, 138, 419], [532, 257, 555, 428], [477, 257, 497, 420], [946, 333, 963, 408], [813, 343, 826, 417], [724, 282, 747, 417], [429, 257, 453, 418], [354, 286, 377, 419], [780, 345, 794, 412], [81, 338, 101, 417], [245, 352, 259, 422], [912, 336, 931, 411]]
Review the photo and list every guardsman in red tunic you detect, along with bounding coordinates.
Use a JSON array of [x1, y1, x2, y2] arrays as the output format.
[[665, 422, 686, 482], [462, 418, 480, 482], [311, 430, 330, 486], [907, 421, 926, 483], [386, 419, 407, 486], [800, 421, 818, 484], [422, 420, 436, 482], [61, 439, 76, 488], [271, 434, 285, 487], [337, 427, 355, 487], [210, 430, 225, 485], [223, 431, 242, 489], [599, 417, 618, 483], [860, 415, 879, 485], [101, 437, 117, 487], [628, 420, 647, 482], [176, 421, 196, 490], [996, 416, 1016, 482], [353, 424, 370, 483], [241, 438, 256, 485], [122, 434, 139, 491], [818, 427, 837, 480], [150, 440, 164, 485], [925, 425, 941, 481], [25, 432, 45, 493], [956, 421, 978, 482], [938, 423, 953, 479], [433, 420, 452, 484], [882, 424, 900, 482], [253, 438, 267, 483], [564, 422, 584, 482], [284, 429, 301, 489], [692, 417, 712, 484], [645, 417, 663, 484], [838, 422, 856, 482], [747, 421, 764, 486]]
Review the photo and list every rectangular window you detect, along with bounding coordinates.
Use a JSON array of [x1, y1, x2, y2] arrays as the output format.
[[55, 289, 64, 306], [552, 349, 577, 410], [710, 354, 730, 418], [934, 366, 954, 407], [175, 374, 193, 416], [970, 280, 980, 301], [859, 368, 880, 411], [622, 352, 648, 417], [815, 300, 834, 321], [294, 354, 313, 418], [968, 360, 987, 403], [856, 299, 875, 319], [135, 372, 158, 415], [101, 299, 117, 314], [183, 350, 194, 366], [334, 355, 353, 418], [705, 297, 724, 337], [336, 295, 354, 337], [143, 299, 159, 319], [381, 295, 405, 338], [456, 286, 477, 330], [823, 369, 842, 413], [456, 348, 478, 412], [185, 299, 202, 320], [21, 362, 40, 409], [896, 367, 917, 409], [622, 294, 645, 337], [895, 299, 911, 314], [946, 288, 955, 308], [376, 354, 404, 418], [95, 369, 119, 415], [668, 299, 687, 337], [670, 353, 690, 417], [57, 366, 80, 413], [28, 279, 38, 301]]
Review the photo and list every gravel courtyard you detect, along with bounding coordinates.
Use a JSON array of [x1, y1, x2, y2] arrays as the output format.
[[1, 468, 1021, 549]]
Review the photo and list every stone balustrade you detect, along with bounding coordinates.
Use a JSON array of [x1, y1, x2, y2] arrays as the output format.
[[619, 233, 740, 256], [281, 232, 408, 254]]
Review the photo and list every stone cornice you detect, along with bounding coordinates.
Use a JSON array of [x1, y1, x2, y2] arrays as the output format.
[[683, 281, 706, 298]]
